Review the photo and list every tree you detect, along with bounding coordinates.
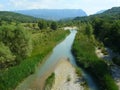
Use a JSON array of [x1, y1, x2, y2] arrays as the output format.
[[0, 25, 32, 61], [92, 17, 103, 37], [50, 22, 58, 30], [0, 42, 15, 68], [12, 26, 32, 59], [38, 20, 47, 30], [85, 23, 93, 37]]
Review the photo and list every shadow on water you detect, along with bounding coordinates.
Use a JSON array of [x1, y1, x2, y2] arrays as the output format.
[[16, 30, 98, 90]]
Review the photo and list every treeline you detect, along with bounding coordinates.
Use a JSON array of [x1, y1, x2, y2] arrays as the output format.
[[38, 20, 58, 30], [91, 12, 120, 65], [72, 23, 118, 90], [92, 18, 120, 53]]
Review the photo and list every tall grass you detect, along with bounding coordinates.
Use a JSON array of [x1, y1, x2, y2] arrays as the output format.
[[0, 29, 69, 90], [72, 29, 118, 90]]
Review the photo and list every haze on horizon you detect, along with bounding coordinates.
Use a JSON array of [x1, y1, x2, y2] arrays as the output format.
[[0, 0, 120, 15]]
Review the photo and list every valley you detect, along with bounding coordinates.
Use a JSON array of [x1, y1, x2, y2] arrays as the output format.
[[0, 3, 120, 90]]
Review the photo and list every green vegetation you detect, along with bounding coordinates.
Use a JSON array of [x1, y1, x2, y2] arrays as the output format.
[[0, 11, 38, 23], [38, 20, 47, 30], [0, 29, 69, 90], [50, 21, 58, 30], [92, 18, 120, 53], [0, 17, 69, 90], [74, 7, 120, 22], [72, 24, 118, 90], [0, 42, 16, 68], [75, 67, 89, 90], [0, 6, 120, 90], [72, 6, 120, 67], [44, 73, 55, 90], [0, 25, 32, 68], [75, 67, 82, 77]]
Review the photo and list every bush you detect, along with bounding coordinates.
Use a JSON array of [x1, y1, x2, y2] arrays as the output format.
[[75, 67, 82, 77], [0, 42, 16, 68], [44, 73, 55, 90]]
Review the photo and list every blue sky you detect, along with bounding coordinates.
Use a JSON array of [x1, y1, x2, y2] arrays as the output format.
[[0, 0, 120, 15]]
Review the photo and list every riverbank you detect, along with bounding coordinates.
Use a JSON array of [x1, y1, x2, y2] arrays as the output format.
[[72, 29, 118, 90], [95, 47, 120, 89], [51, 58, 84, 90], [0, 30, 69, 90]]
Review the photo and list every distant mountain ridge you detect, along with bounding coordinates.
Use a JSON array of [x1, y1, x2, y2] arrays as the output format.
[[95, 10, 106, 14], [15, 9, 87, 20]]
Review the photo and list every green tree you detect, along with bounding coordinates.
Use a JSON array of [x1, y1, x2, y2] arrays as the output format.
[[0, 42, 15, 68], [38, 20, 47, 30], [50, 22, 58, 30], [12, 26, 32, 59], [0, 25, 32, 61], [85, 23, 93, 37]]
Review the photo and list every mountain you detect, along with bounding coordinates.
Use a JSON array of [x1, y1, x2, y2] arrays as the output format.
[[103, 7, 120, 15], [74, 7, 120, 21], [15, 9, 87, 20], [95, 10, 106, 14], [0, 11, 38, 22]]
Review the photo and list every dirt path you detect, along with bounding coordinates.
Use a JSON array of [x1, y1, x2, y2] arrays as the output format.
[[51, 58, 84, 90]]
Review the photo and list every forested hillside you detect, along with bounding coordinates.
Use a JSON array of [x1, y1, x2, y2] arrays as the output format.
[[0, 11, 38, 23], [74, 7, 120, 54], [74, 7, 120, 21]]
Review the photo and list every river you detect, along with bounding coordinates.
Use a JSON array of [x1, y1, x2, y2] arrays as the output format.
[[16, 30, 98, 90]]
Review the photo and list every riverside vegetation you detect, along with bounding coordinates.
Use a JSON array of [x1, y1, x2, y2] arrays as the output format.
[[44, 73, 55, 90], [0, 15, 69, 90], [72, 23, 118, 90]]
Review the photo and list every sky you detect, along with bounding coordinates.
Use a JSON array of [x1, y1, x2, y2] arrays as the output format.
[[0, 0, 120, 15]]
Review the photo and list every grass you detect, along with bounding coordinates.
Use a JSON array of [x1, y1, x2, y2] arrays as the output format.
[[75, 67, 82, 77], [44, 73, 55, 90], [0, 29, 69, 90], [72, 29, 118, 90]]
